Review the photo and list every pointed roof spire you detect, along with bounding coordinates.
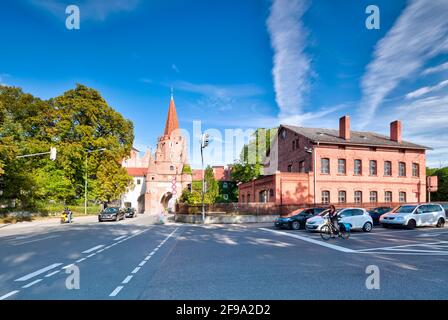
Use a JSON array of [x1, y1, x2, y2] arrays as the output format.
[[164, 90, 179, 136]]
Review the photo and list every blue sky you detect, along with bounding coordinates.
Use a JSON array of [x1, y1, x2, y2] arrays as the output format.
[[1, 0, 447, 168]]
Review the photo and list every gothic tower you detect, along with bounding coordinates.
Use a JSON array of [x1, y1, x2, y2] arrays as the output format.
[[144, 94, 192, 214]]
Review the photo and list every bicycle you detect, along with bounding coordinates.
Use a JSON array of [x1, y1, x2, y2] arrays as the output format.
[[320, 216, 350, 240]]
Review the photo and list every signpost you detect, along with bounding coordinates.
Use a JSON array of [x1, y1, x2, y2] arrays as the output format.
[[427, 176, 438, 203]]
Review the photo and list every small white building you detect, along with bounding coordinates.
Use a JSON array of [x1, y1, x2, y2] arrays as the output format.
[[121, 168, 147, 213]]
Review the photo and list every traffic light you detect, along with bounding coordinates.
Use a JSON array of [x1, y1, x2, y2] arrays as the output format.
[[50, 147, 57, 161], [187, 183, 192, 192], [202, 133, 210, 148]]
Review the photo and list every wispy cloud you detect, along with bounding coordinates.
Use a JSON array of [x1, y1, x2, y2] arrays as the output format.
[[171, 64, 180, 73], [359, 0, 448, 128], [175, 81, 263, 99], [422, 62, 448, 75], [406, 80, 448, 99], [267, 0, 311, 124], [29, 0, 141, 21]]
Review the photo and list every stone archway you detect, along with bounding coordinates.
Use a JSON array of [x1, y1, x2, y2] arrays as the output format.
[[160, 192, 173, 213], [137, 194, 145, 213]]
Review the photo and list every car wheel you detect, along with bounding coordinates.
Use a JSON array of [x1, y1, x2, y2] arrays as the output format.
[[436, 218, 445, 228], [363, 222, 373, 232], [291, 221, 301, 230], [407, 219, 416, 230]]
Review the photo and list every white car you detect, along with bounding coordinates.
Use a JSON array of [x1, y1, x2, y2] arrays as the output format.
[[380, 204, 446, 229], [305, 208, 373, 232]]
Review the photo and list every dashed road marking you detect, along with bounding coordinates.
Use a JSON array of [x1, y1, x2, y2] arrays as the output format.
[[122, 276, 133, 284], [76, 258, 86, 263], [114, 235, 126, 241], [82, 245, 104, 254], [109, 286, 123, 297], [45, 270, 61, 278], [0, 290, 19, 300], [15, 263, 63, 282], [131, 267, 141, 274], [22, 279, 42, 288]]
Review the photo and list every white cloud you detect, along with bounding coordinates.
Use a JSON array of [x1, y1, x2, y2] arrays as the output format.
[[406, 80, 448, 99], [267, 0, 311, 123], [422, 62, 448, 75], [30, 0, 141, 21], [359, 0, 448, 128]]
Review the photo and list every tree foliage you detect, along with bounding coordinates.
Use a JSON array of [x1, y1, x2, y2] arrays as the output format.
[[0, 84, 134, 210], [427, 167, 448, 201], [179, 166, 219, 205]]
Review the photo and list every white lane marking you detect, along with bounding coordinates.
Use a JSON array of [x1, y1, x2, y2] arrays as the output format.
[[259, 228, 356, 253], [96, 249, 105, 253], [87, 253, 96, 258], [76, 258, 86, 263], [131, 267, 141, 274], [138, 261, 147, 267], [15, 263, 63, 281], [45, 270, 61, 278], [82, 245, 104, 254], [22, 279, 42, 288], [13, 235, 60, 246], [359, 251, 448, 256], [109, 286, 123, 297], [144, 256, 151, 261], [0, 290, 19, 300], [62, 264, 74, 269], [122, 275, 133, 284], [357, 241, 448, 252], [114, 235, 126, 241]]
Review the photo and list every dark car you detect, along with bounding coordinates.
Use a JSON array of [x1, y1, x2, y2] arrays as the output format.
[[98, 207, 125, 222], [274, 207, 327, 230], [368, 206, 393, 225], [436, 203, 448, 217], [124, 207, 137, 218]]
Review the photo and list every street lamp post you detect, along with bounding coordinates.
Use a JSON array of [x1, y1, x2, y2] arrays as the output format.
[[200, 134, 210, 223], [305, 146, 317, 206], [84, 148, 106, 215]]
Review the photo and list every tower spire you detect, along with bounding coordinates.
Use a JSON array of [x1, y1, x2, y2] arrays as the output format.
[[163, 91, 179, 136]]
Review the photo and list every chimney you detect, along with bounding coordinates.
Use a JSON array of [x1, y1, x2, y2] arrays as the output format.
[[390, 120, 402, 143], [339, 116, 350, 140]]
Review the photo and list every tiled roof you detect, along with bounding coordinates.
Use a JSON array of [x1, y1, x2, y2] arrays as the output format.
[[282, 125, 431, 150], [126, 167, 147, 177], [164, 97, 179, 136]]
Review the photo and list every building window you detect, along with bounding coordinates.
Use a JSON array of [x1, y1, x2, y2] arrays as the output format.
[[369, 160, 377, 176], [321, 191, 330, 204], [385, 191, 392, 203], [269, 189, 274, 198], [412, 163, 419, 177], [170, 165, 174, 171], [354, 159, 362, 175], [338, 159, 346, 174], [369, 191, 378, 203], [296, 138, 300, 149], [287, 164, 292, 172], [321, 158, 330, 174], [223, 182, 228, 189], [292, 140, 296, 150], [247, 194, 251, 203], [136, 179, 141, 185], [354, 191, 362, 203], [384, 161, 392, 176], [299, 161, 305, 173], [399, 162, 406, 177], [338, 191, 347, 204], [223, 194, 229, 201], [259, 190, 268, 203], [242, 195, 245, 203], [399, 192, 406, 203]]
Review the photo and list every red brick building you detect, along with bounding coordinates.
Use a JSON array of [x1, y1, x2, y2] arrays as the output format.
[[239, 116, 430, 206]]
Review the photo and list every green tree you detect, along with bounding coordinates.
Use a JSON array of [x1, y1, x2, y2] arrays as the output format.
[[204, 166, 219, 204], [427, 167, 448, 201]]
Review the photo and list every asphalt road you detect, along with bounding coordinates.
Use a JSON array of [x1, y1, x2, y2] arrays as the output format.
[[0, 215, 447, 300]]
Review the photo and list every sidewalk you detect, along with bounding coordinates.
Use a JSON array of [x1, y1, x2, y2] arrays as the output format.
[[0, 215, 98, 231]]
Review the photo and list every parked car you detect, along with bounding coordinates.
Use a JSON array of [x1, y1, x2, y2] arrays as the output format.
[[274, 207, 327, 230], [436, 203, 448, 217], [380, 204, 446, 229], [306, 208, 373, 232], [123, 207, 137, 218], [368, 206, 393, 225], [98, 207, 125, 222]]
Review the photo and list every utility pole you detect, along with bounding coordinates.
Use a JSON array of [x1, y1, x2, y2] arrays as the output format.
[[200, 133, 210, 223], [305, 146, 317, 206]]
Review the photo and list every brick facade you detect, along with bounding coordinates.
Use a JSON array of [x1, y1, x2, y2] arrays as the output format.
[[239, 116, 429, 206]]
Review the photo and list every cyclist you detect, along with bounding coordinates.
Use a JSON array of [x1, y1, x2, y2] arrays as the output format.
[[328, 205, 339, 236]]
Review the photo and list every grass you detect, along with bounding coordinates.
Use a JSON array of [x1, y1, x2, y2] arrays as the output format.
[[0, 203, 102, 224]]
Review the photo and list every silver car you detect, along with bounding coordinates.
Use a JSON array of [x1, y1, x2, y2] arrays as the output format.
[[380, 204, 446, 229]]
